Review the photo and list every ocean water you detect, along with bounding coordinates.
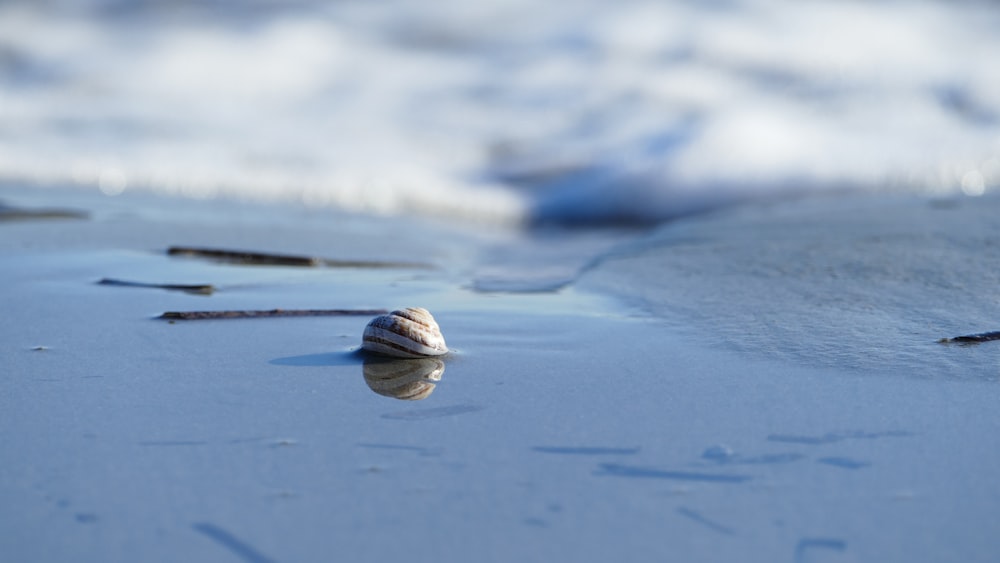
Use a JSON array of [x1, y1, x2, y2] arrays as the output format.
[[2, 0, 999, 224]]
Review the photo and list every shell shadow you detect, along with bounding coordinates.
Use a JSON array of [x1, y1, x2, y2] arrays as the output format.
[[270, 350, 363, 367]]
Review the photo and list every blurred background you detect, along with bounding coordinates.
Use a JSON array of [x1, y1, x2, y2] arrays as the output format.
[[1, 0, 998, 225]]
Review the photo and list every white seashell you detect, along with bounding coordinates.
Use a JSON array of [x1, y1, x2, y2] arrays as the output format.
[[361, 307, 448, 359]]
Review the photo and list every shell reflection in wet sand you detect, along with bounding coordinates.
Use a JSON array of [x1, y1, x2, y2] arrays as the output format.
[[363, 357, 445, 400]]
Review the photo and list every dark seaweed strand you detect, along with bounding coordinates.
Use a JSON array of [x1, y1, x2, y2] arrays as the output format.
[[939, 331, 1000, 344], [158, 308, 387, 320], [0, 208, 88, 221], [167, 246, 434, 269], [318, 258, 435, 269], [98, 278, 215, 295], [167, 246, 320, 267]]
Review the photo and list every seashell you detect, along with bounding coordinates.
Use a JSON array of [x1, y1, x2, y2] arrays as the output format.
[[361, 307, 448, 359], [363, 357, 444, 400]]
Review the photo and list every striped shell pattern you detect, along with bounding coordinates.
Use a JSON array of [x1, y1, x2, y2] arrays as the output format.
[[361, 307, 448, 359], [363, 357, 444, 400]]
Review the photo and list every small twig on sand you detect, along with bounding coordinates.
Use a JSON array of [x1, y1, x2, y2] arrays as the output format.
[[158, 308, 387, 320], [0, 204, 88, 221], [167, 246, 319, 267], [167, 246, 433, 269], [98, 278, 215, 295], [938, 331, 1000, 345]]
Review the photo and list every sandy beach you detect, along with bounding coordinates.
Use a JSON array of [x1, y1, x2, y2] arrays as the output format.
[[2, 185, 998, 562], [4, 0, 999, 560]]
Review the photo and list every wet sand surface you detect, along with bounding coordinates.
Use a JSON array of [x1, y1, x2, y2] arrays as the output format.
[[2, 186, 998, 562]]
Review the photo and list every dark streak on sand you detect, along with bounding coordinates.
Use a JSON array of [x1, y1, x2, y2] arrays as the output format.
[[595, 463, 752, 483], [139, 440, 208, 447], [817, 456, 871, 470], [158, 308, 386, 320], [737, 452, 805, 465], [794, 538, 847, 563], [767, 430, 911, 445], [533, 446, 641, 456], [356, 442, 441, 456], [0, 204, 88, 221], [767, 434, 842, 446], [99, 278, 215, 295], [701, 447, 804, 465], [939, 330, 1000, 345], [676, 507, 736, 536], [381, 404, 484, 420], [169, 246, 318, 266], [168, 245, 434, 269], [193, 522, 276, 563]]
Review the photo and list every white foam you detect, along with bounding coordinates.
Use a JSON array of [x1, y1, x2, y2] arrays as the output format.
[[1, 0, 998, 224]]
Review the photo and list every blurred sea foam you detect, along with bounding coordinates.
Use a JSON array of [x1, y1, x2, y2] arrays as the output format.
[[1, 0, 998, 224]]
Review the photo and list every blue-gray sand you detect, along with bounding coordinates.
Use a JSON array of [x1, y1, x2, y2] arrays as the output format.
[[1, 187, 998, 562]]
